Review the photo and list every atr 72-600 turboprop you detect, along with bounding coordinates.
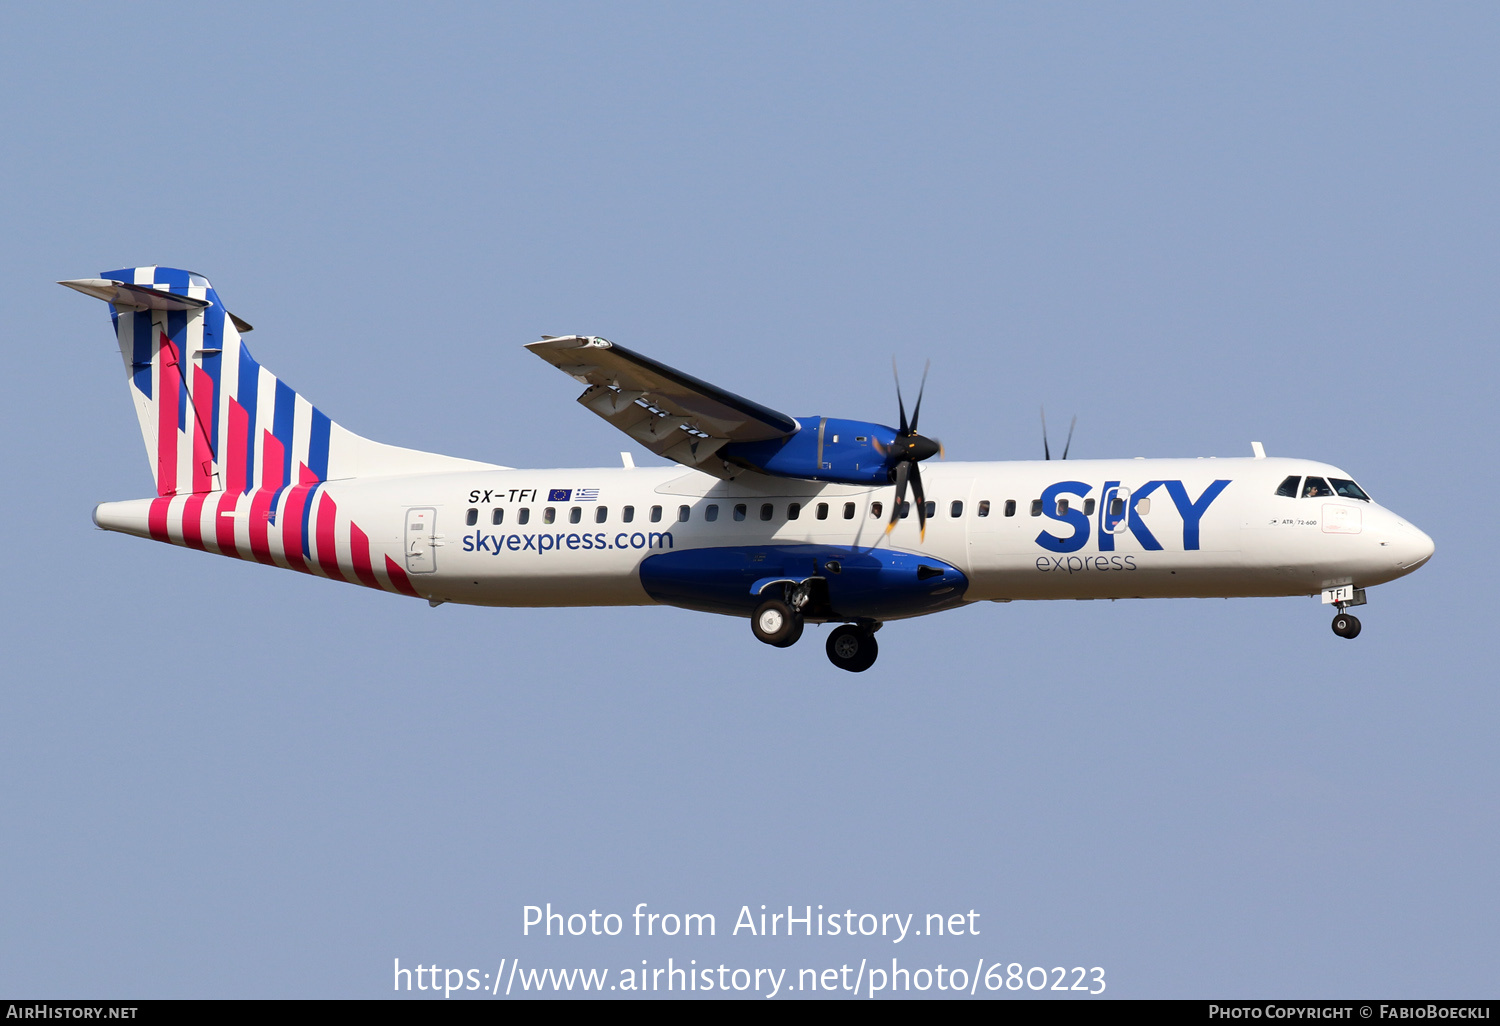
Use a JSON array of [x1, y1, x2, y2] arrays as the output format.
[[65, 268, 1434, 671]]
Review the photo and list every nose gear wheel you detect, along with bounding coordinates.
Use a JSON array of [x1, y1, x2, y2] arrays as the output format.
[[1332, 612, 1361, 639]]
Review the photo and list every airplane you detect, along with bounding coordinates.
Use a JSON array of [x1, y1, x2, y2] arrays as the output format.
[[64, 267, 1435, 671]]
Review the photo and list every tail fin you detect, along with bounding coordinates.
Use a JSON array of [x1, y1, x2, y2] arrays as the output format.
[[63, 266, 498, 499]]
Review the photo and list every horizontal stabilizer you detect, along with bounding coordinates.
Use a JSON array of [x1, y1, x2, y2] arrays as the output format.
[[61, 278, 253, 331], [59, 278, 210, 312]]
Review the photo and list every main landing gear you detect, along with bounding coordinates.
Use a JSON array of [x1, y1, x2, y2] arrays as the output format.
[[751, 598, 803, 648], [749, 595, 881, 671], [825, 624, 879, 673]]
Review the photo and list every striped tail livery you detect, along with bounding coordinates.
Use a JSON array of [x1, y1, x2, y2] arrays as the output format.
[[65, 266, 497, 597]]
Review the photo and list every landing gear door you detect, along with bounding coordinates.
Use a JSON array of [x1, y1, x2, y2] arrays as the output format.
[[1102, 485, 1131, 535], [405, 507, 438, 574]]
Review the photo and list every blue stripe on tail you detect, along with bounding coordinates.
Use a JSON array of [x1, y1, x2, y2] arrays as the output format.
[[238, 342, 259, 493]]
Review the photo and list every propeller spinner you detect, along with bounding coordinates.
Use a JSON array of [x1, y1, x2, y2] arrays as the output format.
[[880, 361, 943, 540]]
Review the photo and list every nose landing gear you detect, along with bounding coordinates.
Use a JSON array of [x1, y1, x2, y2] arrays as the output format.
[[1323, 585, 1367, 639], [1332, 611, 1361, 639]]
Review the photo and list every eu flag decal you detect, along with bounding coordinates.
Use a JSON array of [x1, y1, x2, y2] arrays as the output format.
[[548, 488, 572, 501]]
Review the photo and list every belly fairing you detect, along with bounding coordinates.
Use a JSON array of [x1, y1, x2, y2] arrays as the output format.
[[640, 544, 968, 621]]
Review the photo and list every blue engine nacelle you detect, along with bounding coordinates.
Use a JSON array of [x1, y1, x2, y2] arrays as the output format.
[[719, 417, 899, 485]]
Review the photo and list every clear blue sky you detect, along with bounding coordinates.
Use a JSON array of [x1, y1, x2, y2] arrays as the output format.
[[2, 2, 1494, 998]]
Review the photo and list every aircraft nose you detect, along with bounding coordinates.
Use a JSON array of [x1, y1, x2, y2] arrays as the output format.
[[1390, 519, 1435, 572]]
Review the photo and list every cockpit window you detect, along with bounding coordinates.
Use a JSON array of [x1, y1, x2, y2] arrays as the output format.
[[1329, 478, 1370, 501], [1302, 476, 1334, 498], [1276, 475, 1301, 497]]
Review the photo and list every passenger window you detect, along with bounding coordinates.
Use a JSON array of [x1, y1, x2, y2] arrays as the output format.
[[1110, 497, 1125, 517], [1302, 477, 1334, 498], [1083, 498, 1095, 516], [787, 502, 801, 520], [491, 508, 503, 525], [1057, 499, 1069, 515], [871, 501, 884, 519], [978, 500, 991, 517], [816, 502, 829, 520], [1136, 498, 1151, 515], [951, 500, 963, 518], [677, 505, 690, 522], [760, 503, 774, 521], [705, 504, 719, 522], [1004, 499, 1016, 517], [569, 506, 582, 524], [518, 508, 530, 525], [1276, 475, 1301, 497], [465, 508, 478, 526], [649, 505, 662, 523], [543, 507, 556, 524], [843, 502, 855, 520], [1330, 478, 1371, 501], [622, 505, 634, 523], [899, 501, 910, 519], [1030, 499, 1043, 517], [595, 506, 608, 524], [734, 504, 747, 521], [923, 501, 935, 519]]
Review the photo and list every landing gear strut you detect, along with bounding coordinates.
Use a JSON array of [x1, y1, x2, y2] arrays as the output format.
[[826, 624, 879, 672]]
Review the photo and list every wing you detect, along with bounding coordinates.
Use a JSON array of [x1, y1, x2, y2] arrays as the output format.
[[526, 336, 798, 477]]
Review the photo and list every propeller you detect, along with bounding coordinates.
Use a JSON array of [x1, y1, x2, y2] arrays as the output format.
[[1041, 407, 1077, 460], [882, 361, 943, 540]]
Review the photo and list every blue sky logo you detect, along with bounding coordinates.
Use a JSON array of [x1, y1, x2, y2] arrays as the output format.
[[1035, 479, 1231, 554]]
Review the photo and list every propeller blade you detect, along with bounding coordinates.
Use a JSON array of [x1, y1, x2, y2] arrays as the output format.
[[893, 360, 909, 436], [910, 460, 927, 541], [1061, 415, 1077, 460], [909, 360, 930, 435], [885, 460, 910, 535], [1041, 406, 1051, 460]]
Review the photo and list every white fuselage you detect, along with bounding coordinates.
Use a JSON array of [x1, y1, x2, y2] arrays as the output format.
[[94, 455, 1435, 617]]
